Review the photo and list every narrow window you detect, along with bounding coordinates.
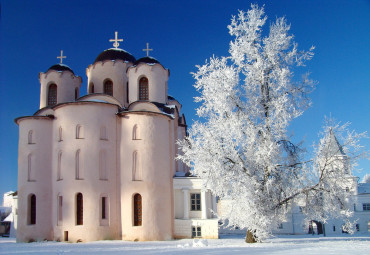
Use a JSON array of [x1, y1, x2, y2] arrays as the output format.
[[102, 197, 107, 219], [29, 194, 36, 225], [76, 193, 83, 225], [75, 87, 79, 100], [132, 125, 139, 140], [28, 130, 34, 144], [89, 83, 95, 93], [132, 151, 141, 181], [57, 151, 62, 180], [333, 225, 336, 232], [48, 83, 57, 106], [99, 150, 107, 180], [191, 193, 201, 211], [139, 77, 148, 100], [57, 195, 63, 225], [104, 80, 113, 96], [27, 154, 33, 181], [192, 226, 201, 238], [278, 223, 283, 229], [126, 81, 129, 103], [76, 125, 83, 139], [75, 150, 81, 180], [356, 224, 360, 232], [58, 127, 63, 142], [133, 194, 142, 226], [100, 126, 107, 140]]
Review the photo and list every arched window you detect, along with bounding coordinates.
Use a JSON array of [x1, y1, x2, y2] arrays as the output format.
[[76, 193, 83, 225], [76, 125, 83, 139], [75, 150, 81, 180], [58, 126, 63, 142], [132, 125, 139, 140], [28, 194, 36, 225], [99, 150, 107, 180], [132, 151, 141, 181], [104, 80, 113, 96], [139, 77, 148, 100], [27, 154, 33, 181], [126, 81, 129, 103], [28, 130, 34, 144], [75, 87, 79, 100], [100, 126, 107, 140], [57, 151, 62, 180], [133, 194, 142, 226], [89, 82, 95, 93], [48, 83, 57, 106]]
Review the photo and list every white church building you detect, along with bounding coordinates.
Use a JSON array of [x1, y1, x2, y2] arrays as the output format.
[[15, 33, 218, 243]]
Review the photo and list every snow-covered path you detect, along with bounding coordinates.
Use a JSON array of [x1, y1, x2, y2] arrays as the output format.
[[1, 235, 369, 255]]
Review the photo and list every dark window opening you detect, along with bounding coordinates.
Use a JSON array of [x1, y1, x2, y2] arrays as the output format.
[[102, 197, 106, 219], [192, 226, 201, 238], [139, 77, 148, 100], [104, 80, 113, 96], [76, 193, 83, 225], [30, 194, 36, 225], [48, 84, 57, 106], [134, 194, 142, 226]]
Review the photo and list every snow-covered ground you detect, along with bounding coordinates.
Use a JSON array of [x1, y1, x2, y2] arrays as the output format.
[[1, 234, 369, 255]]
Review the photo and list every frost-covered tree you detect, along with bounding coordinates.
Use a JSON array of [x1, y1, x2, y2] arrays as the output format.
[[178, 5, 367, 242]]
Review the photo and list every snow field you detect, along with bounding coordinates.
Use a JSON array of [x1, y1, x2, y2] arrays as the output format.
[[1, 235, 369, 255]]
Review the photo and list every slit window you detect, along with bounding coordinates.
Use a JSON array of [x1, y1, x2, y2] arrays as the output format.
[[48, 84, 57, 106], [134, 194, 142, 226]]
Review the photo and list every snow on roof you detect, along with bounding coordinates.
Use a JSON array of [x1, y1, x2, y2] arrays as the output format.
[[358, 183, 370, 194], [3, 212, 13, 222]]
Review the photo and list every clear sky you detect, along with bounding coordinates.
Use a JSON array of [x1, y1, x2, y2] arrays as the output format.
[[1, 0, 369, 204]]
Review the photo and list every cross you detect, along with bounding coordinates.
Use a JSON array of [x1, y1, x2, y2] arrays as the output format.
[[109, 31, 123, 49], [57, 50, 66, 64], [142, 43, 153, 57]]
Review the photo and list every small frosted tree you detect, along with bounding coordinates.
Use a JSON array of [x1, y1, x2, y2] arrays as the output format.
[[178, 5, 367, 242]]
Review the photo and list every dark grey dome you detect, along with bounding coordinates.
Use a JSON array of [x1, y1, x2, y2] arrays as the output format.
[[94, 48, 136, 64], [47, 64, 74, 74], [134, 56, 160, 66]]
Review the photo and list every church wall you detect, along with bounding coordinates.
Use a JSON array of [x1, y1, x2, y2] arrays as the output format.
[[17, 118, 53, 242], [39, 71, 81, 109], [119, 113, 173, 241], [86, 61, 131, 107], [127, 64, 168, 104], [51, 103, 120, 242]]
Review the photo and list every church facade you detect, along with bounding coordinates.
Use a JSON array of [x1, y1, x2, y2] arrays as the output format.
[[15, 35, 218, 242]]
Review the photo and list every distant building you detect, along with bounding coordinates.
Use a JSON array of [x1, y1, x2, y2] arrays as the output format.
[[15, 34, 218, 242], [1, 191, 17, 237]]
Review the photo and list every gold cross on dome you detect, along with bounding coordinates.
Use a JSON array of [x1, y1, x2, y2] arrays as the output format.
[[57, 50, 66, 64], [143, 43, 153, 57], [109, 31, 123, 49]]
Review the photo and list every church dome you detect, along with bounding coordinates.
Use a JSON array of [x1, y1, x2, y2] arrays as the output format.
[[94, 48, 136, 64], [47, 64, 75, 74], [134, 56, 160, 66]]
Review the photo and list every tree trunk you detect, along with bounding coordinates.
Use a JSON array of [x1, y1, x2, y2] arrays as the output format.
[[245, 230, 257, 243]]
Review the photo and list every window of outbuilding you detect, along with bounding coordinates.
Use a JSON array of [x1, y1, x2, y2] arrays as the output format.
[[104, 80, 113, 96], [133, 194, 142, 226], [191, 193, 201, 211], [363, 203, 370, 211], [48, 84, 57, 106], [139, 77, 148, 100], [192, 226, 201, 238]]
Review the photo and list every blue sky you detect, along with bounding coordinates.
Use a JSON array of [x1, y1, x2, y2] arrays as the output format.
[[1, 0, 369, 204]]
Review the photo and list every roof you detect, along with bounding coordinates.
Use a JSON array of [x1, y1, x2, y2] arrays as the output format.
[[324, 129, 346, 156], [47, 64, 75, 74], [134, 56, 160, 66], [94, 48, 136, 64], [358, 183, 370, 194]]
